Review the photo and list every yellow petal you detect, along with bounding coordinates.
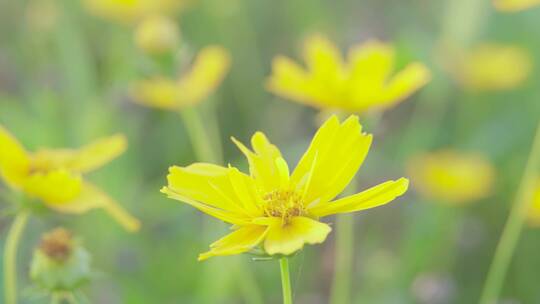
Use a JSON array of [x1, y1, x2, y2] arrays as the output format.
[[263, 216, 331, 256], [162, 186, 253, 226], [50, 183, 140, 232], [493, 0, 540, 11], [226, 166, 263, 216], [232, 132, 284, 193], [378, 62, 431, 108], [266, 56, 312, 105], [132, 77, 182, 110], [31, 134, 127, 173], [303, 34, 344, 82], [527, 182, 540, 227], [175, 45, 231, 107], [22, 169, 82, 204], [303, 34, 347, 107], [48, 182, 141, 232], [291, 115, 372, 205], [309, 178, 409, 217], [0, 125, 30, 188], [349, 40, 395, 93], [198, 225, 268, 261], [164, 164, 254, 215]]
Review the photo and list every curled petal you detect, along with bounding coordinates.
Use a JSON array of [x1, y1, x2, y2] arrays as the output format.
[[198, 225, 268, 261]]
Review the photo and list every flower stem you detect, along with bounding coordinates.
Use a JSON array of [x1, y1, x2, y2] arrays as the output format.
[[179, 104, 263, 304], [179, 106, 222, 164], [330, 214, 354, 304], [330, 177, 358, 304], [279, 258, 293, 304], [480, 121, 540, 304], [4, 210, 30, 304]]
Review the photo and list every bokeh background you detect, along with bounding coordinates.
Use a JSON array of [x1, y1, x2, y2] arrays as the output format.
[[1, 0, 540, 303]]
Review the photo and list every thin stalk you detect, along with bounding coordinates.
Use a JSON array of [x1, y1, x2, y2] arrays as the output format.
[[179, 106, 221, 164], [4, 210, 30, 304], [330, 214, 354, 304], [329, 174, 359, 304], [179, 105, 263, 304], [480, 121, 540, 304], [279, 258, 293, 304]]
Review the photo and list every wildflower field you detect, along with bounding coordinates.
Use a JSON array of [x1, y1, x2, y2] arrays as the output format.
[[1, 0, 540, 303]]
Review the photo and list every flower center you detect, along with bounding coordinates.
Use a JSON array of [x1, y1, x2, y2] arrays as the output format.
[[262, 190, 305, 223]]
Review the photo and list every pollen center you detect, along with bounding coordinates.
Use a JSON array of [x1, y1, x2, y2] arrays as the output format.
[[262, 190, 305, 223]]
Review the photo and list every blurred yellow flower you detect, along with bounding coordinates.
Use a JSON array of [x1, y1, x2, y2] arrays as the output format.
[[162, 115, 409, 260], [408, 150, 495, 204], [267, 34, 430, 114], [0, 125, 140, 232], [527, 181, 540, 227], [132, 45, 231, 110], [135, 15, 180, 55], [84, 0, 184, 24], [446, 43, 532, 91], [493, 0, 540, 11]]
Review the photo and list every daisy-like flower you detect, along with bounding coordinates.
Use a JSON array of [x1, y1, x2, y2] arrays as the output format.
[[0, 125, 140, 231], [408, 150, 495, 205], [132, 45, 231, 110], [161, 115, 409, 260], [443, 43, 532, 91], [493, 0, 540, 11], [266, 34, 430, 114]]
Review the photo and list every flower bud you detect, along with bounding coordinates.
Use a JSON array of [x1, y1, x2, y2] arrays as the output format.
[[30, 228, 92, 292], [135, 15, 180, 55]]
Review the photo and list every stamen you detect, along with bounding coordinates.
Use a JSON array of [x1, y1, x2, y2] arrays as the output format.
[[262, 190, 305, 223]]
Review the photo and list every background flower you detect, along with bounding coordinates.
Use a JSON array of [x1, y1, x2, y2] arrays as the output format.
[[408, 150, 495, 205], [0, 125, 140, 232], [267, 35, 430, 114], [132, 45, 231, 110]]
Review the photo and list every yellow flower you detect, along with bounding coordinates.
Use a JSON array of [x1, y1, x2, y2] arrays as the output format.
[[134, 15, 180, 55], [408, 150, 495, 204], [161, 115, 409, 260], [445, 43, 533, 91], [84, 0, 185, 25], [493, 0, 540, 11], [0, 125, 140, 232], [527, 181, 540, 227], [266, 34, 430, 114], [132, 45, 231, 110]]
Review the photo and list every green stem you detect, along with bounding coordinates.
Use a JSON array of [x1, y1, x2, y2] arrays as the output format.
[[180, 105, 263, 304], [4, 210, 30, 304], [479, 121, 540, 304], [330, 214, 354, 304], [179, 106, 221, 164], [329, 177, 358, 304], [279, 258, 293, 304]]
